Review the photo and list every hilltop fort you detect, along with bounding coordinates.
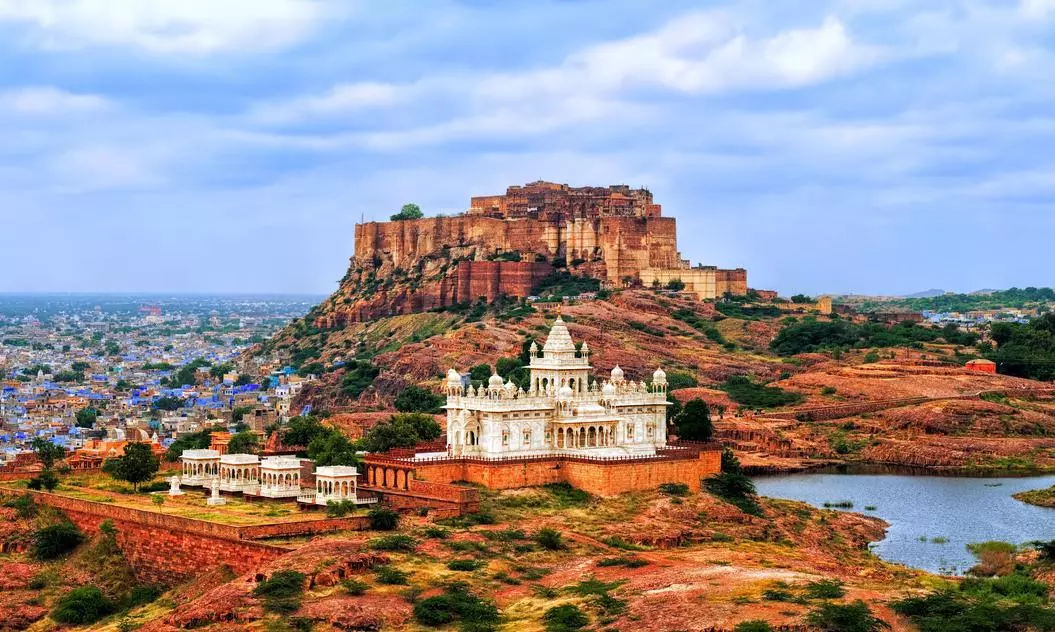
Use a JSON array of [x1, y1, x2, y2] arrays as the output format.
[[320, 181, 747, 325]]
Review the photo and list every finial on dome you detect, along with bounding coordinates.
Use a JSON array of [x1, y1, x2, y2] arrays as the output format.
[[611, 365, 624, 382]]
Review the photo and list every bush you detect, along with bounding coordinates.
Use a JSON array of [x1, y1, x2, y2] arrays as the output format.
[[368, 506, 400, 531], [413, 583, 499, 629], [705, 449, 760, 515], [326, 499, 357, 517], [394, 385, 445, 414], [253, 570, 306, 614], [51, 586, 114, 625], [369, 534, 416, 552], [3, 493, 36, 518], [659, 482, 691, 497], [805, 579, 845, 599], [806, 600, 889, 632], [447, 559, 483, 572], [375, 566, 410, 585], [721, 375, 804, 408], [596, 556, 649, 568], [535, 528, 565, 550], [543, 603, 589, 631], [423, 527, 450, 539], [735, 622, 774, 632], [33, 522, 84, 560], [342, 578, 369, 595]]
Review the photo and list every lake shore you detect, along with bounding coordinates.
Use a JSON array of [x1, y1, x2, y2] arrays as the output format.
[[1013, 485, 1055, 508]]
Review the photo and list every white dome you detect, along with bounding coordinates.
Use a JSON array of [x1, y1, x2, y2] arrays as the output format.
[[504, 380, 517, 394], [542, 317, 577, 354], [446, 368, 461, 382], [488, 373, 504, 387], [611, 365, 624, 381], [558, 384, 574, 399], [653, 368, 667, 383], [602, 381, 616, 396]]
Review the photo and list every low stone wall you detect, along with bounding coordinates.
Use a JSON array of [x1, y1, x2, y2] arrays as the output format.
[[4, 491, 292, 585], [403, 449, 722, 496]]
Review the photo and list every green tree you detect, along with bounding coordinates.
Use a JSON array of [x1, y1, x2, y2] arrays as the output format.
[[209, 363, 234, 380], [102, 443, 160, 492], [226, 431, 259, 455], [390, 203, 424, 221], [675, 399, 713, 441], [31, 437, 65, 470], [394, 385, 444, 414], [74, 407, 98, 429], [231, 405, 254, 424], [341, 360, 379, 397], [282, 415, 328, 447], [362, 413, 442, 453], [307, 430, 360, 467], [469, 363, 492, 384], [152, 396, 183, 411], [665, 278, 686, 291], [165, 429, 212, 461]]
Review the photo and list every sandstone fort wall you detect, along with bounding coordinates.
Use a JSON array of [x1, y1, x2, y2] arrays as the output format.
[[12, 492, 291, 585]]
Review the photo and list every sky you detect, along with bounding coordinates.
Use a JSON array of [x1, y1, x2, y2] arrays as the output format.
[[1, 0, 1053, 297]]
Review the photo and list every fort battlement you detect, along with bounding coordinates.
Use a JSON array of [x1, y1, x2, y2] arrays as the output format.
[[321, 182, 749, 325]]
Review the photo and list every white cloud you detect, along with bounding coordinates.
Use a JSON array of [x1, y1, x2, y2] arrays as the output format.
[[0, 0, 332, 53], [561, 14, 880, 95], [248, 11, 883, 146], [1021, 0, 1055, 19], [248, 81, 410, 124], [0, 86, 109, 115]]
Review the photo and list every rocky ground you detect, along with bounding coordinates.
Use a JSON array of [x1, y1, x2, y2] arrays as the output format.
[[2, 484, 943, 631], [265, 289, 1055, 473]]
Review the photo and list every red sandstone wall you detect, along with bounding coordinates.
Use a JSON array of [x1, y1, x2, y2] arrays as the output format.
[[453, 261, 554, 304], [409, 452, 721, 497], [716, 268, 748, 296], [17, 492, 290, 585]]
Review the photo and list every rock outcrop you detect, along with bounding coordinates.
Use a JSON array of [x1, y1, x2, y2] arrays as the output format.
[[313, 181, 746, 326]]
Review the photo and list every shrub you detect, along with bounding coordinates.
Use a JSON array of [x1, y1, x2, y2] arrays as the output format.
[[369, 534, 416, 552], [326, 499, 357, 517], [596, 556, 648, 568], [820, 386, 838, 396], [253, 570, 306, 614], [413, 583, 500, 629], [543, 603, 589, 631], [705, 449, 761, 515], [805, 579, 845, 599], [659, 482, 691, 497], [342, 579, 369, 595], [447, 559, 483, 572], [806, 600, 889, 632], [32, 522, 84, 560], [3, 493, 36, 518], [535, 528, 565, 551], [735, 622, 774, 632], [394, 385, 444, 414], [51, 586, 114, 625], [368, 506, 400, 531], [375, 566, 410, 585], [543, 483, 591, 506], [423, 526, 451, 539], [721, 375, 804, 408]]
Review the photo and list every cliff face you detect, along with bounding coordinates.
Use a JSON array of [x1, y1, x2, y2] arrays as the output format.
[[316, 213, 683, 326]]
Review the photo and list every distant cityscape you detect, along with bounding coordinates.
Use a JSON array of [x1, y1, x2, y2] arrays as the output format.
[[0, 295, 322, 467]]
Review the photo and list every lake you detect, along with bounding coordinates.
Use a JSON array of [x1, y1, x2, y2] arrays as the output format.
[[753, 469, 1055, 574]]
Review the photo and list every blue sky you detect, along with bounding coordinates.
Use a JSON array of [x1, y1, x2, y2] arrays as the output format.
[[1, 0, 1053, 296]]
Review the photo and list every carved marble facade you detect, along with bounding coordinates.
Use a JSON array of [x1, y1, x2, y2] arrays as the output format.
[[445, 317, 669, 458]]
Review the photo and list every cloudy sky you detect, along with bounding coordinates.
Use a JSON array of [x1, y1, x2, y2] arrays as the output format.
[[1, 0, 1053, 296]]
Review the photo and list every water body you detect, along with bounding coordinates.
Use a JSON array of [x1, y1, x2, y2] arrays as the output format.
[[754, 469, 1055, 574]]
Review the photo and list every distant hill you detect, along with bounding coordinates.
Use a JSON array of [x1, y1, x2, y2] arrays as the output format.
[[903, 289, 947, 299], [858, 287, 1055, 313]]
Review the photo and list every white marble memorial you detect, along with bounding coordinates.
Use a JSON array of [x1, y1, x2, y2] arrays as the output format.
[[444, 316, 670, 459]]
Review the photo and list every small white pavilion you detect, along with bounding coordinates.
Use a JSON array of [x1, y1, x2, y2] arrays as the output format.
[[180, 449, 220, 486], [218, 453, 261, 493], [258, 456, 304, 499], [308, 465, 374, 506]]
